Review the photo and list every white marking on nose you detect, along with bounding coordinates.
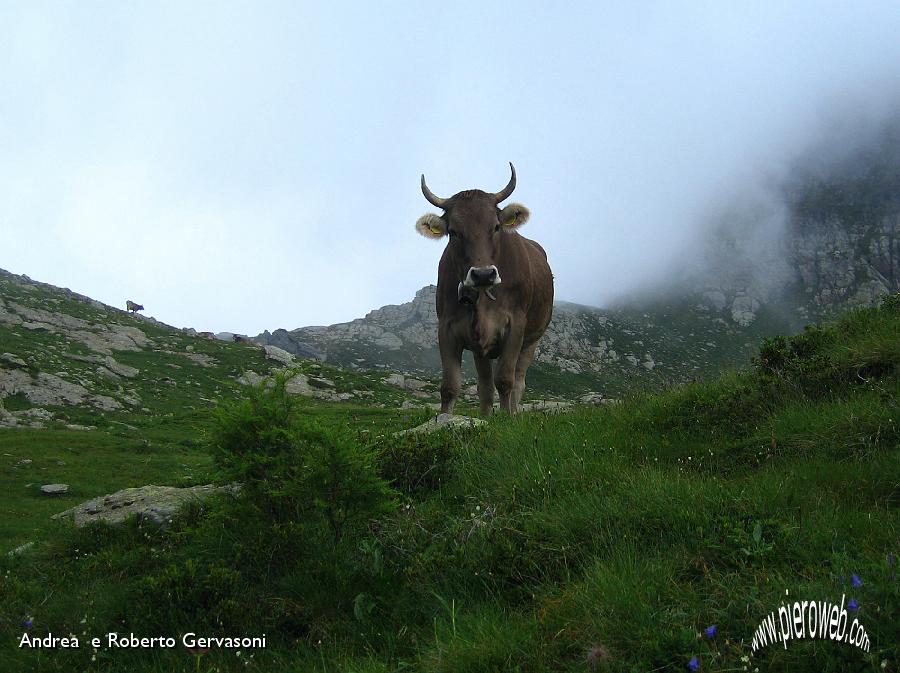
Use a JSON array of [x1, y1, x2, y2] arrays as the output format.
[[464, 265, 501, 287]]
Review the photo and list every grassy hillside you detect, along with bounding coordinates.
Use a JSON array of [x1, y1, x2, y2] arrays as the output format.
[[2, 295, 897, 672], [0, 268, 434, 552]]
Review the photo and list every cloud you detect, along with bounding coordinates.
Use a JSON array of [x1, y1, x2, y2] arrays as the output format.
[[3, 2, 900, 332]]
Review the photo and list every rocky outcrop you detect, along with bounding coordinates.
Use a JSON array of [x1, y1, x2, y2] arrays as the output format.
[[0, 298, 152, 355], [281, 286, 440, 370], [0, 269, 246, 419], [792, 214, 898, 315], [0, 369, 121, 411], [254, 329, 321, 360], [237, 369, 354, 402]]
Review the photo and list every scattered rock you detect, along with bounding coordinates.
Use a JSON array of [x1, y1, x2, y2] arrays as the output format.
[[404, 378, 430, 391], [41, 484, 69, 495], [263, 345, 295, 365], [181, 352, 215, 366], [103, 356, 139, 378], [519, 400, 572, 413], [385, 373, 405, 388], [16, 458, 33, 466], [1, 352, 27, 368], [0, 408, 18, 427], [13, 408, 54, 421], [284, 371, 313, 395], [731, 294, 761, 327], [237, 371, 266, 387], [385, 373, 432, 391], [578, 392, 605, 405]]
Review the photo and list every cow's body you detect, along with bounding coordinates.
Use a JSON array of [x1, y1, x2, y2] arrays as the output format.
[[416, 164, 553, 415], [126, 300, 144, 313]]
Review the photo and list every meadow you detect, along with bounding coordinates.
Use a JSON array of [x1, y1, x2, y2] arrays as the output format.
[[1, 296, 898, 672]]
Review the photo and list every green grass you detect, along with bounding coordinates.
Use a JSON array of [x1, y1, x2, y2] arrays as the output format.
[[0, 426, 215, 548], [1, 297, 898, 672]]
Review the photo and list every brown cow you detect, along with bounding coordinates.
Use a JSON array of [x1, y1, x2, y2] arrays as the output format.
[[416, 163, 553, 415], [125, 300, 144, 313]]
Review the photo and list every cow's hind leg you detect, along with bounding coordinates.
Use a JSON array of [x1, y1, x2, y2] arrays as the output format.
[[512, 341, 538, 410], [473, 353, 494, 417], [439, 330, 464, 415]]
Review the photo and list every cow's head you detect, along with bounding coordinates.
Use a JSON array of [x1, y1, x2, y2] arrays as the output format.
[[416, 163, 530, 299]]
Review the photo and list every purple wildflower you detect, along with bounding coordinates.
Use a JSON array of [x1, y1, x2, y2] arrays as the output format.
[[851, 574, 862, 587], [23, 617, 33, 629], [848, 598, 859, 611], [703, 624, 717, 638], [688, 655, 699, 671]]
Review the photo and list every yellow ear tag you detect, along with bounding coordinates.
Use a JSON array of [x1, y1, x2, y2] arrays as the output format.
[[505, 216, 517, 226], [430, 224, 443, 235]]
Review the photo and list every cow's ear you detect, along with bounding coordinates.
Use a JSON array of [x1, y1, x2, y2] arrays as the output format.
[[416, 213, 447, 238], [499, 203, 530, 230]]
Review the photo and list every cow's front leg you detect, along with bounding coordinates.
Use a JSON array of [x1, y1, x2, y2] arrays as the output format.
[[513, 341, 538, 410], [494, 323, 525, 413], [438, 327, 463, 414], [473, 353, 494, 417]]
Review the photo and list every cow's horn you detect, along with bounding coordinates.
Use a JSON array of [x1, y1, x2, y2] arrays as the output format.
[[493, 162, 516, 203], [421, 174, 448, 208]]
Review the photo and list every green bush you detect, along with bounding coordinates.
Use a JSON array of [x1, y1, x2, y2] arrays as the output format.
[[208, 374, 397, 543]]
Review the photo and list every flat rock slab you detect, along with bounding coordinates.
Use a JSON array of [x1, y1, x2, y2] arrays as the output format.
[[519, 400, 573, 413], [41, 483, 69, 495], [395, 413, 486, 436], [52, 483, 241, 527]]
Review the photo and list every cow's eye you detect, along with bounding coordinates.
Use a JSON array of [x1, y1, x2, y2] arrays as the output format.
[[494, 223, 500, 232]]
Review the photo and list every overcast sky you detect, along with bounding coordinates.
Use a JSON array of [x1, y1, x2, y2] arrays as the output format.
[[3, 2, 900, 334]]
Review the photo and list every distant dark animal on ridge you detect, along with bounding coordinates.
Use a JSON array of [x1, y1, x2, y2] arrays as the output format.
[[125, 300, 144, 313], [416, 163, 553, 415]]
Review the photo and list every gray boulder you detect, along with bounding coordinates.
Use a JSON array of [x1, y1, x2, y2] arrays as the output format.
[[52, 484, 240, 527]]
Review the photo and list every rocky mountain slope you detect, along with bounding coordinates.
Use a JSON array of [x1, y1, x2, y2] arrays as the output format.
[[0, 269, 429, 430], [262, 286, 793, 397]]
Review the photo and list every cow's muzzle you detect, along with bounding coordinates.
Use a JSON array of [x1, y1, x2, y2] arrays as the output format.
[[464, 265, 501, 288]]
